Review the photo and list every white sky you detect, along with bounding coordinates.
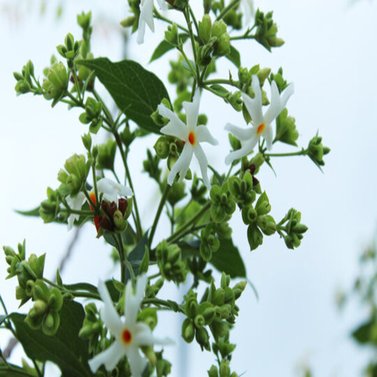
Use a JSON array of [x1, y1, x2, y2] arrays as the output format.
[[1, 0, 377, 376]]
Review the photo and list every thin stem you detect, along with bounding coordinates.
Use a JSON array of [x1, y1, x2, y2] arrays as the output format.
[[113, 131, 143, 238], [265, 149, 307, 158], [203, 78, 240, 88], [216, 0, 240, 21], [189, 5, 199, 34], [42, 278, 100, 300], [154, 9, 189, 34], [167, 202, 211, 243], [230, 33, 256, 41], [32, 359, 43, 377], [184, 7, 200, 83], [149, 185, 171, 248]]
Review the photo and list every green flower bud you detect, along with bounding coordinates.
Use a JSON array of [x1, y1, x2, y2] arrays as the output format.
[[194, 314, 205, 328], [42, 62, 68, 102], [167, 181, 186, 205], [165, 23, 179, 46], [15, 79, 31, 94], [199, 15, 212, 44], [42, 311, 60, 336], [213, 288, 225, 306], [120, 16, 136, 28], [202, 307, 216, 324], [48, 288, 63, 312], [247, 223, 263, 251], [210, 318, 229, 339], [81, 133, 92, 151], [154, 136, 170, 159], [195, 326, 210, 350], [59, 154, 89, 195], [96, 140, 116, 170], [32, 280, 50, 302], [242, 205, 257, 225], [219, 360, 231, 377], [182, 318, 195, 342], [233, 281, 247, 299], [214, 33, 230, 56], [77, 11, 92, 30], [113, 209, 127, 231], [208, 365, 219, 377], [211, 20, 227, 38], [257, 215, 276, 235], [307, 134, 330, 167], [32, 300, 48, 316], [255, 192, 271, 216]]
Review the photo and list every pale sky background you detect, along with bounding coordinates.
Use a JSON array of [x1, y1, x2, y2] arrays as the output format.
[[1, 0, 377, 376]]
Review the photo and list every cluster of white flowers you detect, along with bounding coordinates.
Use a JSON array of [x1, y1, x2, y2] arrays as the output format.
[[157, 76, 294, 189]]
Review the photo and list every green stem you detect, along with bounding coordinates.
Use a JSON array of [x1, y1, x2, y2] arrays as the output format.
[[154, 9, 189, 33], [149, 185, 171, 248], [113, 131, 143, 239], [184, 7, 201, 83], [216, 0, 240, 21], [42, 278, 100, 300], [167, 202, 211, 243], [265, 149, 307, 158], [189, 5, 199, 34], [203, 78, 240, 88], [142, 298, 182, 312]]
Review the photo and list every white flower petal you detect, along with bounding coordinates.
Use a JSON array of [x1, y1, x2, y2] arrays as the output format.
[[141, 0, 155, 31], [196, 125, 218, 145], [97, 178, 132, 201], [159, 106, 188, 141], [66, 192, 86, 230], [280, 83, 294, 110], [98, 280, 123, 336], [264, 124, 274, 150], [125, 275, 148, 326], [137, 18, 146, 44], [89, 341, 125, 373], [134, 322, 155, 346], [167, 143, 193, 186], [125, 346, 147, 377], [263, 80, 283, 125], [183, 91, 200, 129], [225, 123, 253, 141], [242, 76, 263, 125], [224, 136, 258, 165], [241, 0, 255, 25], [194, 145, 210, 189]]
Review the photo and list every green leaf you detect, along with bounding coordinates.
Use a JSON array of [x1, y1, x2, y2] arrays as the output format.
[[0, 364, 35, 377], [150, 34, 189, 63], [63, 282, 98, 295], [15, 207, 40, 217], [225, 45, 241, 68], [352, 320, 374, 345], [209, 84, 230, 98], [126, 232, 149, 279], [78, 58, 170, 134], [210, 239, 246, 278], [10, 300, 92, 377]]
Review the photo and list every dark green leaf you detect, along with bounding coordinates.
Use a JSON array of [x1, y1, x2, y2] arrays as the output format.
[[352, 320, 373, 345], [0, 364, 35, 377], [10, 300, 91, 377], [209, 84, 230, 98], [63, 282, 98, 295], [78, 58, 170, 134], [225, 45, 241, 68], [210, 239, 246, 278], [15, 207, 40, 217], [150, 34, 189, 63], [126, 232, 149, 279]]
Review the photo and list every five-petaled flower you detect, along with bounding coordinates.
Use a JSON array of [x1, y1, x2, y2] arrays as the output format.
[[137, 0, 167, 44], [158, 92, 218, 189], [89, 275, 171, 376], [97, 178, 133, 202], [225, 75, 294, 165]]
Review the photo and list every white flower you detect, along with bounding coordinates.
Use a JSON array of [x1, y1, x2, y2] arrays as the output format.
[[89, 275, 171, 376], [137, 0, 167, 44], [158, 92, 218, 189], [225, 75, 294, 165], [241, 0, 255, 26], [66, 192, 86, 231], [97, 178, 133, 202]]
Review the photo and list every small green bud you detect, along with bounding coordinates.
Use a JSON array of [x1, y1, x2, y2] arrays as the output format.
[[81, 133, 92, 151], [199, 15, 212, 44], [154, 136, 170, 159], [42, 311, 60, 336], [48, 288, 63, 311], [195, 326, 210, 350], [165, 23, 179, 46], [219, 360, 231, 377], [255, 192, 271, 216], [242, 205, 257, 225], [257, 215, 276, 235], [96, 140, 116, 171], [307, 134, 330, 167], [120, 16, 136, 28], [208, 365, 219, 377], [113, 210, 127, 231], [214, 33, 230, 56], [77, 11, 92, 30], [233, 281, 247, 299], [194, 314, 205, 328], [211, 20, 227, 38], [42, 62, 68, 102], [32, 300, 48, 316], [182, 318, 195, 342]]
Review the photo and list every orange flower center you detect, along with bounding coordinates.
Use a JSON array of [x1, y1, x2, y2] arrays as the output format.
[[88, 192, 101, 232], [257, 123, 265, 135], [188, 131, 196, 145], [121, 328, 133, 345]]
